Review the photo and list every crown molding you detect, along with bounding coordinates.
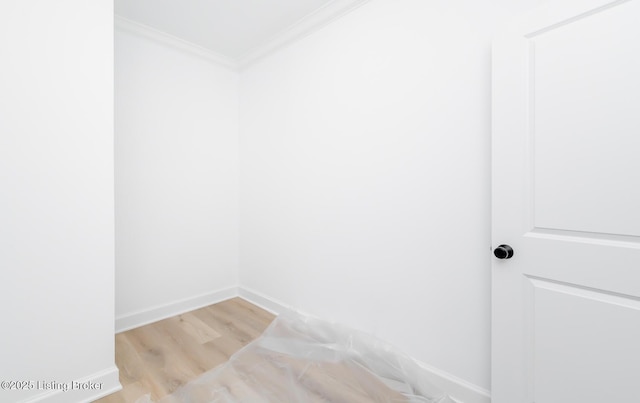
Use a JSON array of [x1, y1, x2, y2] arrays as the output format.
[[114, 15, 238, 70], [237, 0, 371, 69], [115, 0, 371, 71]]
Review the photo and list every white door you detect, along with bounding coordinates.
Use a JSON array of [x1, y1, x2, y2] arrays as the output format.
[[492, 0, 640, 402]]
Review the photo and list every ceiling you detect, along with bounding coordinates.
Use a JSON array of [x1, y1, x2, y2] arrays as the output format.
[[115, 0, 355, 62]]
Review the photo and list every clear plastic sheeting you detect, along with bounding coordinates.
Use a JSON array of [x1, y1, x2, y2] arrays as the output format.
[[139, 312, 454, 403]]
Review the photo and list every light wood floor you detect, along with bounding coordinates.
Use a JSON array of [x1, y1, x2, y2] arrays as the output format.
[[95, 298, 275, 403]]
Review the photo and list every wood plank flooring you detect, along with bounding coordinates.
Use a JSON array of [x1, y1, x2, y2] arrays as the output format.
[[95, 298, 275, 403]]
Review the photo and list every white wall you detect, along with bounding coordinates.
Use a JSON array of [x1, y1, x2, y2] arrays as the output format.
[[0, 1, 119, 402], [115, 26, 240, 328], [239, 0, 542, 393]]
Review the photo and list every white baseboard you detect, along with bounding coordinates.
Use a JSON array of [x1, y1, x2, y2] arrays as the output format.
[[24, 366, 121, 403], [115, 286, 238, 333], [237, 286, 291, 315], [237, 286, 491, 403], [415, 362, 491, 403]]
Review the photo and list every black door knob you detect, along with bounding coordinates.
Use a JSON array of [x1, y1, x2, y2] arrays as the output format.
[[494, 244, 514, 259]]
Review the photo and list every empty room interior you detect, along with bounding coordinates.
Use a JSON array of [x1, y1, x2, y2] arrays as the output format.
[[1, 0, 638, 402]]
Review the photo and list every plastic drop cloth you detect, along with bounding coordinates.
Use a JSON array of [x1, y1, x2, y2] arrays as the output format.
[[138, 312, 454, 403]]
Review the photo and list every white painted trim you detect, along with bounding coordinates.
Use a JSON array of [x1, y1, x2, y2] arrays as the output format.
[[237, 287, 490, 403], [415, 362, 491, 403], [114, 15, 238, 70], [237, 0, 371, 69], [115, 286, 238, 333], [22, 366, 121, 403], [495, 0, 629, 37], [115, 1, 371, 71], [237, 286, 291, 315]]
